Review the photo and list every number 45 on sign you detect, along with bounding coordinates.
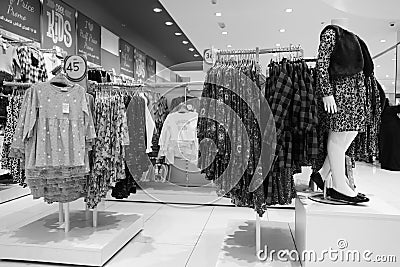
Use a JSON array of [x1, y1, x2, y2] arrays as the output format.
[[64, 55, 88, 82]]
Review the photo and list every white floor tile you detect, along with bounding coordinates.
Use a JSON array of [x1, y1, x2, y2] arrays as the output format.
[[105, 201, 162, 222], [106, 241, 193, 267], [186, 229, 227, 267], [134, 205, 213, 246]]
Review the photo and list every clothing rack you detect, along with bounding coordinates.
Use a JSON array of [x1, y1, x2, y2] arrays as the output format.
[[2, 81, 32, 88], [217, 45, 304, 255]]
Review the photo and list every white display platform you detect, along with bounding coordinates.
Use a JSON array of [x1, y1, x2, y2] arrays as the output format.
[[295, 196, 400, 266], [216, 220, 301, 267], [0, 210, 144, 266]]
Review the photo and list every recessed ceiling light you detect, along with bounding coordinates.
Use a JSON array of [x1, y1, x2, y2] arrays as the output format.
[[165, 21, 173, 26], [392, 81, 395, 85], [189, 47, 195, 51], [285, 8, 293, 13], [215, 12, 222, 17], [377, 65, 381, 67], [386, 74, 389, 77], [194, 54, 199, 57], [380, 39, 387, 43], [392, 58, 396, 61], [153, 8, 162, 13], [227, 44, 232, 48], [182, 40, 189, 45], [276, 43, 281, 47], [279, 29, 286, 33], [175, 32, 182, 36], [222, 31, 228, 35]]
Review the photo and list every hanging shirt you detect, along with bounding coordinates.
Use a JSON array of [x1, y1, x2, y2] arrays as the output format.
[[0, 43, 20, 77], [158, 111, 199, 164], [16, 46, 48, 83], [44, 53, 62, 80]]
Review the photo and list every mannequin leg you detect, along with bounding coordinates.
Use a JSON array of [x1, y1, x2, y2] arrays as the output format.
[[318, 157, 331, 181], [327, 130, 358, 197]]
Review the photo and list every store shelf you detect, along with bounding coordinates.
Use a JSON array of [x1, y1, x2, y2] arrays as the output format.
[[0, 210, 143, 266]]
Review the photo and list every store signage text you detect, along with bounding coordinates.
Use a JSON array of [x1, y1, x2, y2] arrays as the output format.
[[45, 0, 72, 47], [0, 0, 41, 40], [7, 0, 35, 21], [77, 12, 100, 65]]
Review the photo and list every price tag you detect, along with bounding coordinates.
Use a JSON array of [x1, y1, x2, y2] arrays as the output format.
[[62, 103, 70, 114], [64, 55, 88, 82]]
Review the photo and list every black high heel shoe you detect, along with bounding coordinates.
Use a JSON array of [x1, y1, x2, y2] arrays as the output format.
[[310, 172, 366, 197], [310, 172, 324, 191]]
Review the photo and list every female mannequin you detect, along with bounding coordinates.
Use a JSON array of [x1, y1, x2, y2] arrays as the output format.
[[313, 21, 369, 203]]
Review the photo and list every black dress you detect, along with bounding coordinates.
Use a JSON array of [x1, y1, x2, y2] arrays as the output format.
[[379, 105, 400, 171]]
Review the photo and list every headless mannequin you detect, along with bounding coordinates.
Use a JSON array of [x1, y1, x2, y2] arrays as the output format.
[[317, 19, 358, 198]]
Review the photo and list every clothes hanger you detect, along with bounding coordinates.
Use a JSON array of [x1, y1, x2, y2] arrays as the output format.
[[177, 102, 189, 113], [50, 72, 73, 88]]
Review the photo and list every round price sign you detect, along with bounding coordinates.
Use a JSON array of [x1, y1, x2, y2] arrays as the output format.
[[203, 49, 213, 64], [64, 55, 88, 82]]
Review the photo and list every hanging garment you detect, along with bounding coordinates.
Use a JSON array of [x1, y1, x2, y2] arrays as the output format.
[[151, 96, 169, 153], [379, 105, 400, 171], [86, 89, 130, 208], [112, 95, 150, 199], [10, 82, 96, 203], [0, 43, 20, 77], [159, 111, 199, 165], [16, 46, 48, 83], [1, 90, 25, 185], [198, 58, 319, 216]]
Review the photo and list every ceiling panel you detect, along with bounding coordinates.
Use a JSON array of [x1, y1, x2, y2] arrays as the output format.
[[161, 0, 400, 81]]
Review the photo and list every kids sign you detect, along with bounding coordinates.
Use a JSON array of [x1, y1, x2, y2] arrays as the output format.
[[42, 0, 76, 55], [0, 0, 41, 41]]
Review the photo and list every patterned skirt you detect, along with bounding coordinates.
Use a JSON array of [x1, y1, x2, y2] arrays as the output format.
[[329, 72, 366, 132]]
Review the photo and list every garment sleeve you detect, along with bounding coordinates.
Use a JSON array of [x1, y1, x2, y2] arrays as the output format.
[[39, 53, 48, 82], [317, 28, 336, 97], [145, 105, 155, 153], [158, 115, 172, 157], [82, 91, 97, 145], [9, 87, 37, 158], [16, 47, 27, 81]]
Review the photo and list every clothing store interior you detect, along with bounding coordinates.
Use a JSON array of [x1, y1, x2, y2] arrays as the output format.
[[0, 0, 399, 266]]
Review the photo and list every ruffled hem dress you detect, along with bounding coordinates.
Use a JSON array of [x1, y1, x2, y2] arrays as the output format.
[[10, 82, 96, 203]]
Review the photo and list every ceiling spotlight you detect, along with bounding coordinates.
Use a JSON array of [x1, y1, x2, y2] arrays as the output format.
[[189, 47, 195, 51], [165, 21, 173, 26], [285, 8, 293, 13], [386, 75, 389, 78], [222, 31, 228, 35], [194, 54, 199, 57], [215, 12, 222, 17], [175, 32, 182, 36], [380, 39, 387, 43], [279, 29, 286, 33], [227, 44, 232, 48], [392, 81, 395, 85], [182, 40, 189, 45], [276, 43, 281, 47], [153, 8, 162, 13], [377, 65, 381, 67]]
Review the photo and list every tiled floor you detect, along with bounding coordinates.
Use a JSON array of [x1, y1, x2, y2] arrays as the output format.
[[0, 162, 398, 267]]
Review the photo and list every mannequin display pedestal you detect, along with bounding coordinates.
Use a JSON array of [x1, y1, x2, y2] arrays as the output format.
[[0, 210, 144, 266], [295, 197, 400, 266]]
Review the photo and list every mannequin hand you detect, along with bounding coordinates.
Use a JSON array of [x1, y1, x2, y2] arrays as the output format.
[[323, 95, 338, 114]]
